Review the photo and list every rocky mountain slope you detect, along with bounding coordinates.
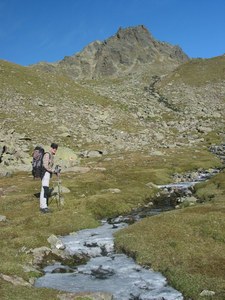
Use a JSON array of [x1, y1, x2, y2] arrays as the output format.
[[0, 26, 224, 175], [31, 25, 189, 80]]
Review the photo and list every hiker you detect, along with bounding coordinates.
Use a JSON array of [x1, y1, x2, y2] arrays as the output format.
[[40, 143, 58, 213]]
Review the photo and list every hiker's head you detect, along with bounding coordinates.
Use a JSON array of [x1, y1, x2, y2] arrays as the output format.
[[50, 143, 58, 155]]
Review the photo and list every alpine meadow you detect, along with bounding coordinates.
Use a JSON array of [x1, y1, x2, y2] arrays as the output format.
[[0, 26, 225, 300]]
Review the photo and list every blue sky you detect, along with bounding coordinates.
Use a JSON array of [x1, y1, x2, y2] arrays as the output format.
[[0, 0, 225, 66]]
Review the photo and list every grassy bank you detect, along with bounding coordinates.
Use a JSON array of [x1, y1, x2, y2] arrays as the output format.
[[0, 147, 222, 299], [115, 170, 225, 300]]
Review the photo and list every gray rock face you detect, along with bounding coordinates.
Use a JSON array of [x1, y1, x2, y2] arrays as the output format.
[[33, 25, 189, 80], [0, 129, 31, 176], [0, 130, 80, 177]]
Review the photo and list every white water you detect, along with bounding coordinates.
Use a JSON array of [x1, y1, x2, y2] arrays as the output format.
[[35, 163, 222, 298], [35, 221, 183, 299]]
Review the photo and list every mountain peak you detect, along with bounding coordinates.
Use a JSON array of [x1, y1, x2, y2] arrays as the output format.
[[32, 25, 189, 80]]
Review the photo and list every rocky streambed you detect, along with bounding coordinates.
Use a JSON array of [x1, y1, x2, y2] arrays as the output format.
[[34, 167, 222, 300], [35, 220, 183, 300]]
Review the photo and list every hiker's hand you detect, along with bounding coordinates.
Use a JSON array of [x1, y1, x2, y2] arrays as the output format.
[[54, 165, 61, 174]]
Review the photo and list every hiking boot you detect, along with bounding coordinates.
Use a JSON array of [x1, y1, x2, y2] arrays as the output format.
[[40, 208, 52, 214]]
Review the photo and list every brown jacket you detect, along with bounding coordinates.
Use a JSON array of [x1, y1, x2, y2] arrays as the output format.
[[43, 152, 54, 173]]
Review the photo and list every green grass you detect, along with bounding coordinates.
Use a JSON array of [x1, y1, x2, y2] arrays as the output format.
[[115, 169, 225, 300], [158, 55, 225, 87], [0, 147, 223, 299], [0, 59, 156, 147]]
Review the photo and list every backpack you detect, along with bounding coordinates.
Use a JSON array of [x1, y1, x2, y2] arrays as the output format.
[[32, 146, 45, 179]]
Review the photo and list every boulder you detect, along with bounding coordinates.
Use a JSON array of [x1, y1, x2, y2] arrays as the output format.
[[47, 234, 66, 250], [0, 273, 31, 287], [0, 215, 6, 222]]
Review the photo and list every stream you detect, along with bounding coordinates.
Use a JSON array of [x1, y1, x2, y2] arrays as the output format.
[[35, 168, 221, 300], [36, 220, 183, 299]]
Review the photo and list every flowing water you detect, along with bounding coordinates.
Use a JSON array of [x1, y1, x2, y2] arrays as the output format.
[[35, 168, 221, 299], [35, 220, 183, 299]]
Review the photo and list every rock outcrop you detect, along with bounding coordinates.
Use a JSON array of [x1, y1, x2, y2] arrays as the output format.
[[32, 25, 189, 80]]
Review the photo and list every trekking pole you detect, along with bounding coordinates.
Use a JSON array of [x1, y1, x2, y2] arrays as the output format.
[[57, 171, 61, 208], [55, 165, 64, 209]]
